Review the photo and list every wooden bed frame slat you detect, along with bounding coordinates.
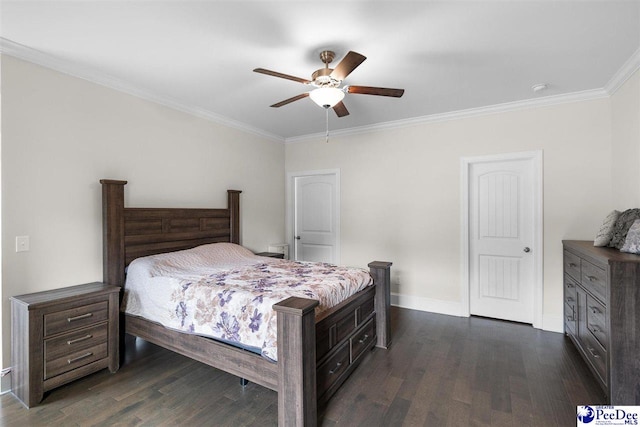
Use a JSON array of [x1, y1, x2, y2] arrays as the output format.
[[100, 179, 391, 426], [124, 229, 232, 244], [124, 208, 231, 219], [124, 236, 231, 258]]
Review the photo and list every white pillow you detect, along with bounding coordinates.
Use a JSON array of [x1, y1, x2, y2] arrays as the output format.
[[621, 219, 640, 254], [594, 210, 620, 246]]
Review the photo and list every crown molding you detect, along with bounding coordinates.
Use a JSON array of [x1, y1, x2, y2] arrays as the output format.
[[285, 88, 609, 144], [0, 37, 285, 143], [2, 36, 636, 145], [605, 47, 640, 95]]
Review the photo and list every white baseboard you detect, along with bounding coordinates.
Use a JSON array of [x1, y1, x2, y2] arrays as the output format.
[[391, 292, 465, 317], [1, 372, 11, 395], [391, 292, 565, 334]]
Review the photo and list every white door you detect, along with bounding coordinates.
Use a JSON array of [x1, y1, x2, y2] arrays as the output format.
[[468, 157, 536, 324], [293, 173, 339, 263]]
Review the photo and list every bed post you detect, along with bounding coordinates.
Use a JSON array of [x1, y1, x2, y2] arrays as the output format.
[[101, 180, 127, 287], [369, 261, 393, 349], [273, 297, 319, 427], [227, 190, 241, 245]]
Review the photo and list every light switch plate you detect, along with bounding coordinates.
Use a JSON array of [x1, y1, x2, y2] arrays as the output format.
[[16, 236, 29, 252]]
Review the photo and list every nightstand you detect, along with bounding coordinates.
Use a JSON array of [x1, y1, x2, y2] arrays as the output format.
[[10, 282, 120, 408], [255, 251, 285, 259]]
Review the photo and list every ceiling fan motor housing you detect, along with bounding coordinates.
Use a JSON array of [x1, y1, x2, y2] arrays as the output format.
[[312, 50, 342, 88], [312, 68, 341, 88]]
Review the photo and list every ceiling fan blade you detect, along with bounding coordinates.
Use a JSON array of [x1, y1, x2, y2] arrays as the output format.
[[270, 92, 309, 108], [333, 101, 350, 117], [254, 68, 311, 85], [347, 86, 405, 97], [330, 51, 366, 80]]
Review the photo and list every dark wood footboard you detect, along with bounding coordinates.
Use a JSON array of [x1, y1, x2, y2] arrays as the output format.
[[273, 261, 392, 425], [101, 179, 392, 426]]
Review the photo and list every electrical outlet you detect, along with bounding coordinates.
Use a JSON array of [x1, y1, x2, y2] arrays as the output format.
[[16, 236, 30, 252]]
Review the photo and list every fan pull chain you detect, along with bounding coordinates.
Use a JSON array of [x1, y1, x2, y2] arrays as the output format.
[[325, 107, 329, 143]]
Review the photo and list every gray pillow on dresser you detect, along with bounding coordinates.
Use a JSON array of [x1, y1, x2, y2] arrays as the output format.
[[594, 210, 620, 246], [621, 219, 640, 254], [608, 208, 640, 249]]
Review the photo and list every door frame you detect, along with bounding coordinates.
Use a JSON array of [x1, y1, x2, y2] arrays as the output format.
[[286, 169, 341, 264], [460, 150, 543, 328]]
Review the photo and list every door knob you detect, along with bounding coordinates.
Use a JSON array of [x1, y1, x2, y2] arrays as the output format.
[[523, 247, 531, 253], [295, 236, 301, 240]]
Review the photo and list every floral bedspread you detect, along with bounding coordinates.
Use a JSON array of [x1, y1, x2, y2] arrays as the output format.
[[123, 244, 373, 361]]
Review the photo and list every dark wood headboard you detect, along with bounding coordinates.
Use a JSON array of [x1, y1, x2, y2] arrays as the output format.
[[101, 179, 241, 287]]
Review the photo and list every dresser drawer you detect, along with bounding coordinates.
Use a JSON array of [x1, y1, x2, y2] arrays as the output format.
[[44, 301, 108, 337], [583, 331, 607, 386], [350, 318, 375, 363], [44, 342, 108, 380], [317, 341, 350, 397], [564, 275, 578, 309], [586, 295, 607, 349], [44, 323, 108, 362], [564, 250, 581, 281], [564, 302, 576, 335], [581, 261, 607, 303]]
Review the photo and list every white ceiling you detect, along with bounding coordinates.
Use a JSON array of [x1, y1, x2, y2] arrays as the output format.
[[1, 1, 639, 140]]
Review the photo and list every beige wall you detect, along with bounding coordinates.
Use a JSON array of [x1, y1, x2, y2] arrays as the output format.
[[1, 53, 635, 378], [1, 55, 285, 366], [286, 99, 613, 331], [611, 69, 640, 208]]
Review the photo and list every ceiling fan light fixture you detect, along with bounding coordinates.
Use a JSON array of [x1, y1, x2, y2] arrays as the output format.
[[309, 87, 345, 108]]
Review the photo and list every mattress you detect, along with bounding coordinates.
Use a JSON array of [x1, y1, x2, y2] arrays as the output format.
[[122, 243, 373, 361]]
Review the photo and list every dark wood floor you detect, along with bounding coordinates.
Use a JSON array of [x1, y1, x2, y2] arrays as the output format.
[[0, 307, 605, 426]]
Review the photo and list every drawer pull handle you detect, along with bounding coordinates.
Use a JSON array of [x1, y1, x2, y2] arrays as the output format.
[[358, 334, 369, 344], [566, 316, 574, 321], [566, 297, 574, 302], [67, 313, 93, 322], [590, 306, 601, 315], [587, 347, 601, 359], [566, 283, 574, 288], [328, 362, 342, 375], [586, 275, 598, 282], [67, 335, 93, 345], [569, 263, 578, 268], [67, 352, 93, 364], [591, 326, 600, 333]]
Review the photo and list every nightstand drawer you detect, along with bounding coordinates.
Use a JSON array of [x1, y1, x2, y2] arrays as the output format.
[[44, 301, 108, 336], [44, 323, 108, 362], [45, 342, 108, 380]]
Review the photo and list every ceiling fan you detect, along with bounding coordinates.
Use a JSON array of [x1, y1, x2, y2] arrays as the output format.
[[254, 50, 404, 117]]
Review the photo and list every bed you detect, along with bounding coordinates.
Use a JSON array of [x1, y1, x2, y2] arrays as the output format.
[[100, 179, 392, 426]]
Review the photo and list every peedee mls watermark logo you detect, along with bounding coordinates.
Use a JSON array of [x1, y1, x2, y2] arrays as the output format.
[[578, 406, 640, 426]]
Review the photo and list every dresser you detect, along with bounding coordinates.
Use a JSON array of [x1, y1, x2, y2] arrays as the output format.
[[563, 240, 640, 404], [11, 282, 120, 408]]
